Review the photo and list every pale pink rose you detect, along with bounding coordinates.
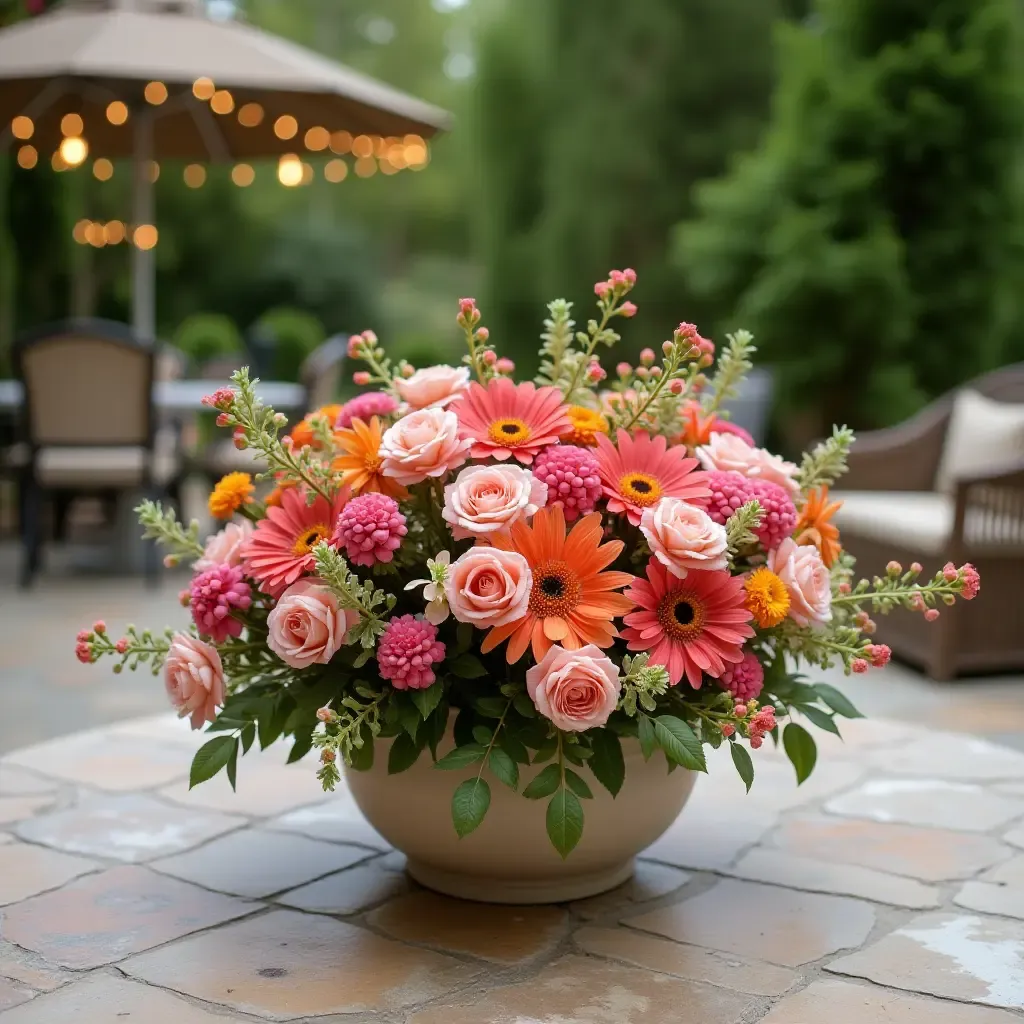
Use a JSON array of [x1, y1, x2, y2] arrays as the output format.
[[194, 520, 254, 572], [164, 633, 225, 730], [442, 464, 547, 540], [446, 548, 531, 628], [526, 644, 621, 732], [767, 537, 833, 627], [697, 432, 800, 496], [395, 364, 470, 412], [380, 408, 474, 486], [267, 579, 359, 670], [641, 497, 728, 579]]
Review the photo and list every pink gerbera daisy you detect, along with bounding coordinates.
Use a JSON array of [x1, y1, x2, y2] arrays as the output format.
[[453, 377, 571, 465], [595, 429, 711, 526], [622, 559, 754, 688], [241, 485, 348, 598]]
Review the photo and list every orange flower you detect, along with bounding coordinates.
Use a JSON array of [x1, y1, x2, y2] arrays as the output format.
[[265, 478, 297, 508], [332, 416, 408, 500], [482, 506, 634, 664], [744, 567, 790, 628], [794, 486, 842, 568], [289, 404, 344, 450], [208, 472, 254, 519], [562, 405, 609, 447]]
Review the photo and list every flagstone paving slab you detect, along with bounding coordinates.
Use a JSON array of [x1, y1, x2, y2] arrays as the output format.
[[867, 733, 1024, 781], [954, 880, 1024, 921], [0, 796, 55, 827], [0, 979, 33, 1013], [0, 841, 98, 905], [275, 857, 409, 915], [570, 860, 691, 919], [0, 766, 57, 796], [264, 786, 390, 850]]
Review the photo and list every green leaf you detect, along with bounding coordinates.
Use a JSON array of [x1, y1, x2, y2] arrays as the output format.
[[798, 704, 842, 737], [455, 621, 473, 653], [730, 742, 755, 793], [564, 768, 593, 800], [513, 692, 537, 718], [225, 737, 239, 791], [240, 722, 256, 755], [814, 683, 864, 719], [637, 715, 656, 761], [411, 682, 444, 720], [498, 731, 531, 765], [258, 694, 294, 750], [522, 762, 561, 799], [434, 743, 487, 770], [349, 731, 374, 771], [474, 696, 507, 718], [453, 707, 476, 746], [426, 700, 449, 760], [546, 788, 584, 859], [472, 725, 494, 745], [450, 654, 487, 679], [488, 747, 519, 791], [783, 722, 818, 784], [286, 729, 314, 764], [451, 778, 490, 838], [397, 700, 421, 742], [189, 736, 236, 789], [654, 716, 707, 772], [588, 730, 625, 796], [388, 731, 422, 774]]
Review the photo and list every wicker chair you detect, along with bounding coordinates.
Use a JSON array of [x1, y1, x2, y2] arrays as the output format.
[[833, 363, 1024, 679], [12, 319, 183, 587]]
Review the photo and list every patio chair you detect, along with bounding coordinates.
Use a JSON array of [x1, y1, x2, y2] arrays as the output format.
[[300, 334, 349, 410], [833, 363, 1024, 679], [12, 319, 183, 587]]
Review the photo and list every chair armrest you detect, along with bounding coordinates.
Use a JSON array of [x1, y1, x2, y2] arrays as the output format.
[[951, 458, 1024, 553], [954, 457, 1024, 488], [841, 403, 950, 492]]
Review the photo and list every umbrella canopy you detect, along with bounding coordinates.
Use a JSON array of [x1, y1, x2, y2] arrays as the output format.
[[0, 0, 451, 336]]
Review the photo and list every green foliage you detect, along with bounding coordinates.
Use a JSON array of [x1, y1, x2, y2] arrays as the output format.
[[173, 313, 243, 368], [257, 306, 326, 383], [451, 777, 491, 837], [677, 0, 1024, 432]]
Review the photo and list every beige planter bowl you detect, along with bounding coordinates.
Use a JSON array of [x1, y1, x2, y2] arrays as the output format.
[[345, 726, 697, 904]]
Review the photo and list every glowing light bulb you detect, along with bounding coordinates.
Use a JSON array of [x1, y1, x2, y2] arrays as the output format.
[[104, 220, 126, 245], [238, 103, 264, 127], [16, 145, 37, 169], [277, 154, 303, 187], [351, 134, 373, 159], [134, 224, 158, 250], [106, 101, 129, 125], [324, 159, 348, 182], [73, 220, 90, 244], [354, 156, 377, 178], [192, 77, 215, 101], [231, 163, 255, 186], [11, 116, 33, 140], [60, 113, 84, 136], [210, 90, 234, 115], [59, 136, 88, 167], [183, 164, 206, 187], [304, 126, 329, 151], [273, 115, 298, 140], [329, 130, 352, 154], [93, 158, 114, 181], [144, 81, 168, 105]]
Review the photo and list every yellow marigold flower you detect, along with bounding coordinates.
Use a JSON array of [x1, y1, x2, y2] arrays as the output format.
[[562, 405, 609, 447], [744, 566, 790, 628], [209, 472, 254, 519]]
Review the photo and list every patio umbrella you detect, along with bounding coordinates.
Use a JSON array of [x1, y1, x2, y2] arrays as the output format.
[[0, 0, 451, 338]]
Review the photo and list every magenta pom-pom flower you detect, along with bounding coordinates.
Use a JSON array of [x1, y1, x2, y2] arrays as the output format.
[[332, 493, 408, 567], [531, 444, 602, 522], [376, 614, 446, 690], [705, 470, 797, 551], [190, 564, 252, 644], [718, 651, 764, 703], [335, 392, 398, 429]]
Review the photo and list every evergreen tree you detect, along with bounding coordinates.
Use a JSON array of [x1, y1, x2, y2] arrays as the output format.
[[676, 0, 1024, 434]]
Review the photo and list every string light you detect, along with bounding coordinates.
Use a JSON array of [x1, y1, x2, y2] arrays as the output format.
[[300, 162, 314, 185], [210, 90, 234, 115], [183, 163, 206, 187], [92, 158, 114, 181], [277, 154, 303, 187], [351, 134, 373, 159], [106, 101, 129, 125], [59, 136, 88, 167], [104, 221, 126, 245], [11, 116, 33, 140], [273, 115, 298, 140], [354, 156, 377, 178], [373, 136, 388, 158], [237, 102, 263, 127], [60, 113, 84, 136], [304, 126, 329, 151], [329, 130, 352, 154], [16, 145, 37, 169], [386, 143, 407, 169], [231, 163, 255, 186], [51, 151, 68, 172], [73, 220, 90, 245], [134, 224, 159, 250], [405, 138, 428, 168], [147, 160, 160, 183], [144, 81, 168, 105], [379, 159, 399, 176], [84, 221, 106, 247], [192, 77, 215, 100], [324, 159, 347, 182]]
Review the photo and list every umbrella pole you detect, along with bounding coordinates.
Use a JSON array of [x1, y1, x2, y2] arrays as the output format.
[[131, 110, 155, 340]]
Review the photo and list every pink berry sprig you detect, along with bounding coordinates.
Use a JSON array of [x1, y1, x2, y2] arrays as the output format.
[[76, 622, 173, 676], [456, 298, 497, 383], [347, 330, 405, 391], [833, 560, 980, 618]]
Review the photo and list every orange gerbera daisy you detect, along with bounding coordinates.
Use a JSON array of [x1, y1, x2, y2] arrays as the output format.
[[289, 404, 344, 450], [562, 405, 609, 447], [208, 472, 254, 519], [794, 486, 842, 568], [482, 506, 635, 663], [744, 567, 790, 628], [331, 416, 408, 500]]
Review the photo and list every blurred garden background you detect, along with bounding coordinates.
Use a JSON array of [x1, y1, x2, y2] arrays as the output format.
[[4, 0, 1024, 453]]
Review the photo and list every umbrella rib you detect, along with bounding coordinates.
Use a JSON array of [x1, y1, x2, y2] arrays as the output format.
[[187, 95, 231, 162], [0, 78, 66, 149]]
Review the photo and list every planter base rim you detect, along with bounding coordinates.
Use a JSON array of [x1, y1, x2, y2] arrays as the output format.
[[406, 857, 635, 904]]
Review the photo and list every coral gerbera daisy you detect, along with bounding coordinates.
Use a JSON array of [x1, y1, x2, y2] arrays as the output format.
[[794, 486, 842, 568], [622, 559, 754, 688], [241, 485, 348, 598], [562, 405, 609, 447], [743, 566, 790, 628], [454, 377, 571, 465], [595, 430, 711, 526], [208, 472, 254, 519], [331, 416, 408, 500], [675, 401, 754, 450], [482, 505, 634, 663]]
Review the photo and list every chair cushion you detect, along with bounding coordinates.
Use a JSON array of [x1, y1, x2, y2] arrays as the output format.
[[935, 389, 1024, 493], [834, 492, 952, 555], [36, 432, 180, 489]]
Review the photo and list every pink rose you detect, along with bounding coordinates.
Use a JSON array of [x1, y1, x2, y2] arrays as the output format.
[[194, 520, 254, 572], [697, 432, 799, 496], [525, 644, 621, 732], [394, 364, 470, 412], [267, 579, 359, 670], [445, 548, 532, 628], [767, 537, 832, 627], [380, 408, 474, 486], [641, 497, 728, 579], [164, 634, 225, 730], [442, 464, 547, 540]]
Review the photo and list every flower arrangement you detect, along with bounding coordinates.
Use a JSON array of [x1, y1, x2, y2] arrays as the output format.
[[77, 271, 979, 858]]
